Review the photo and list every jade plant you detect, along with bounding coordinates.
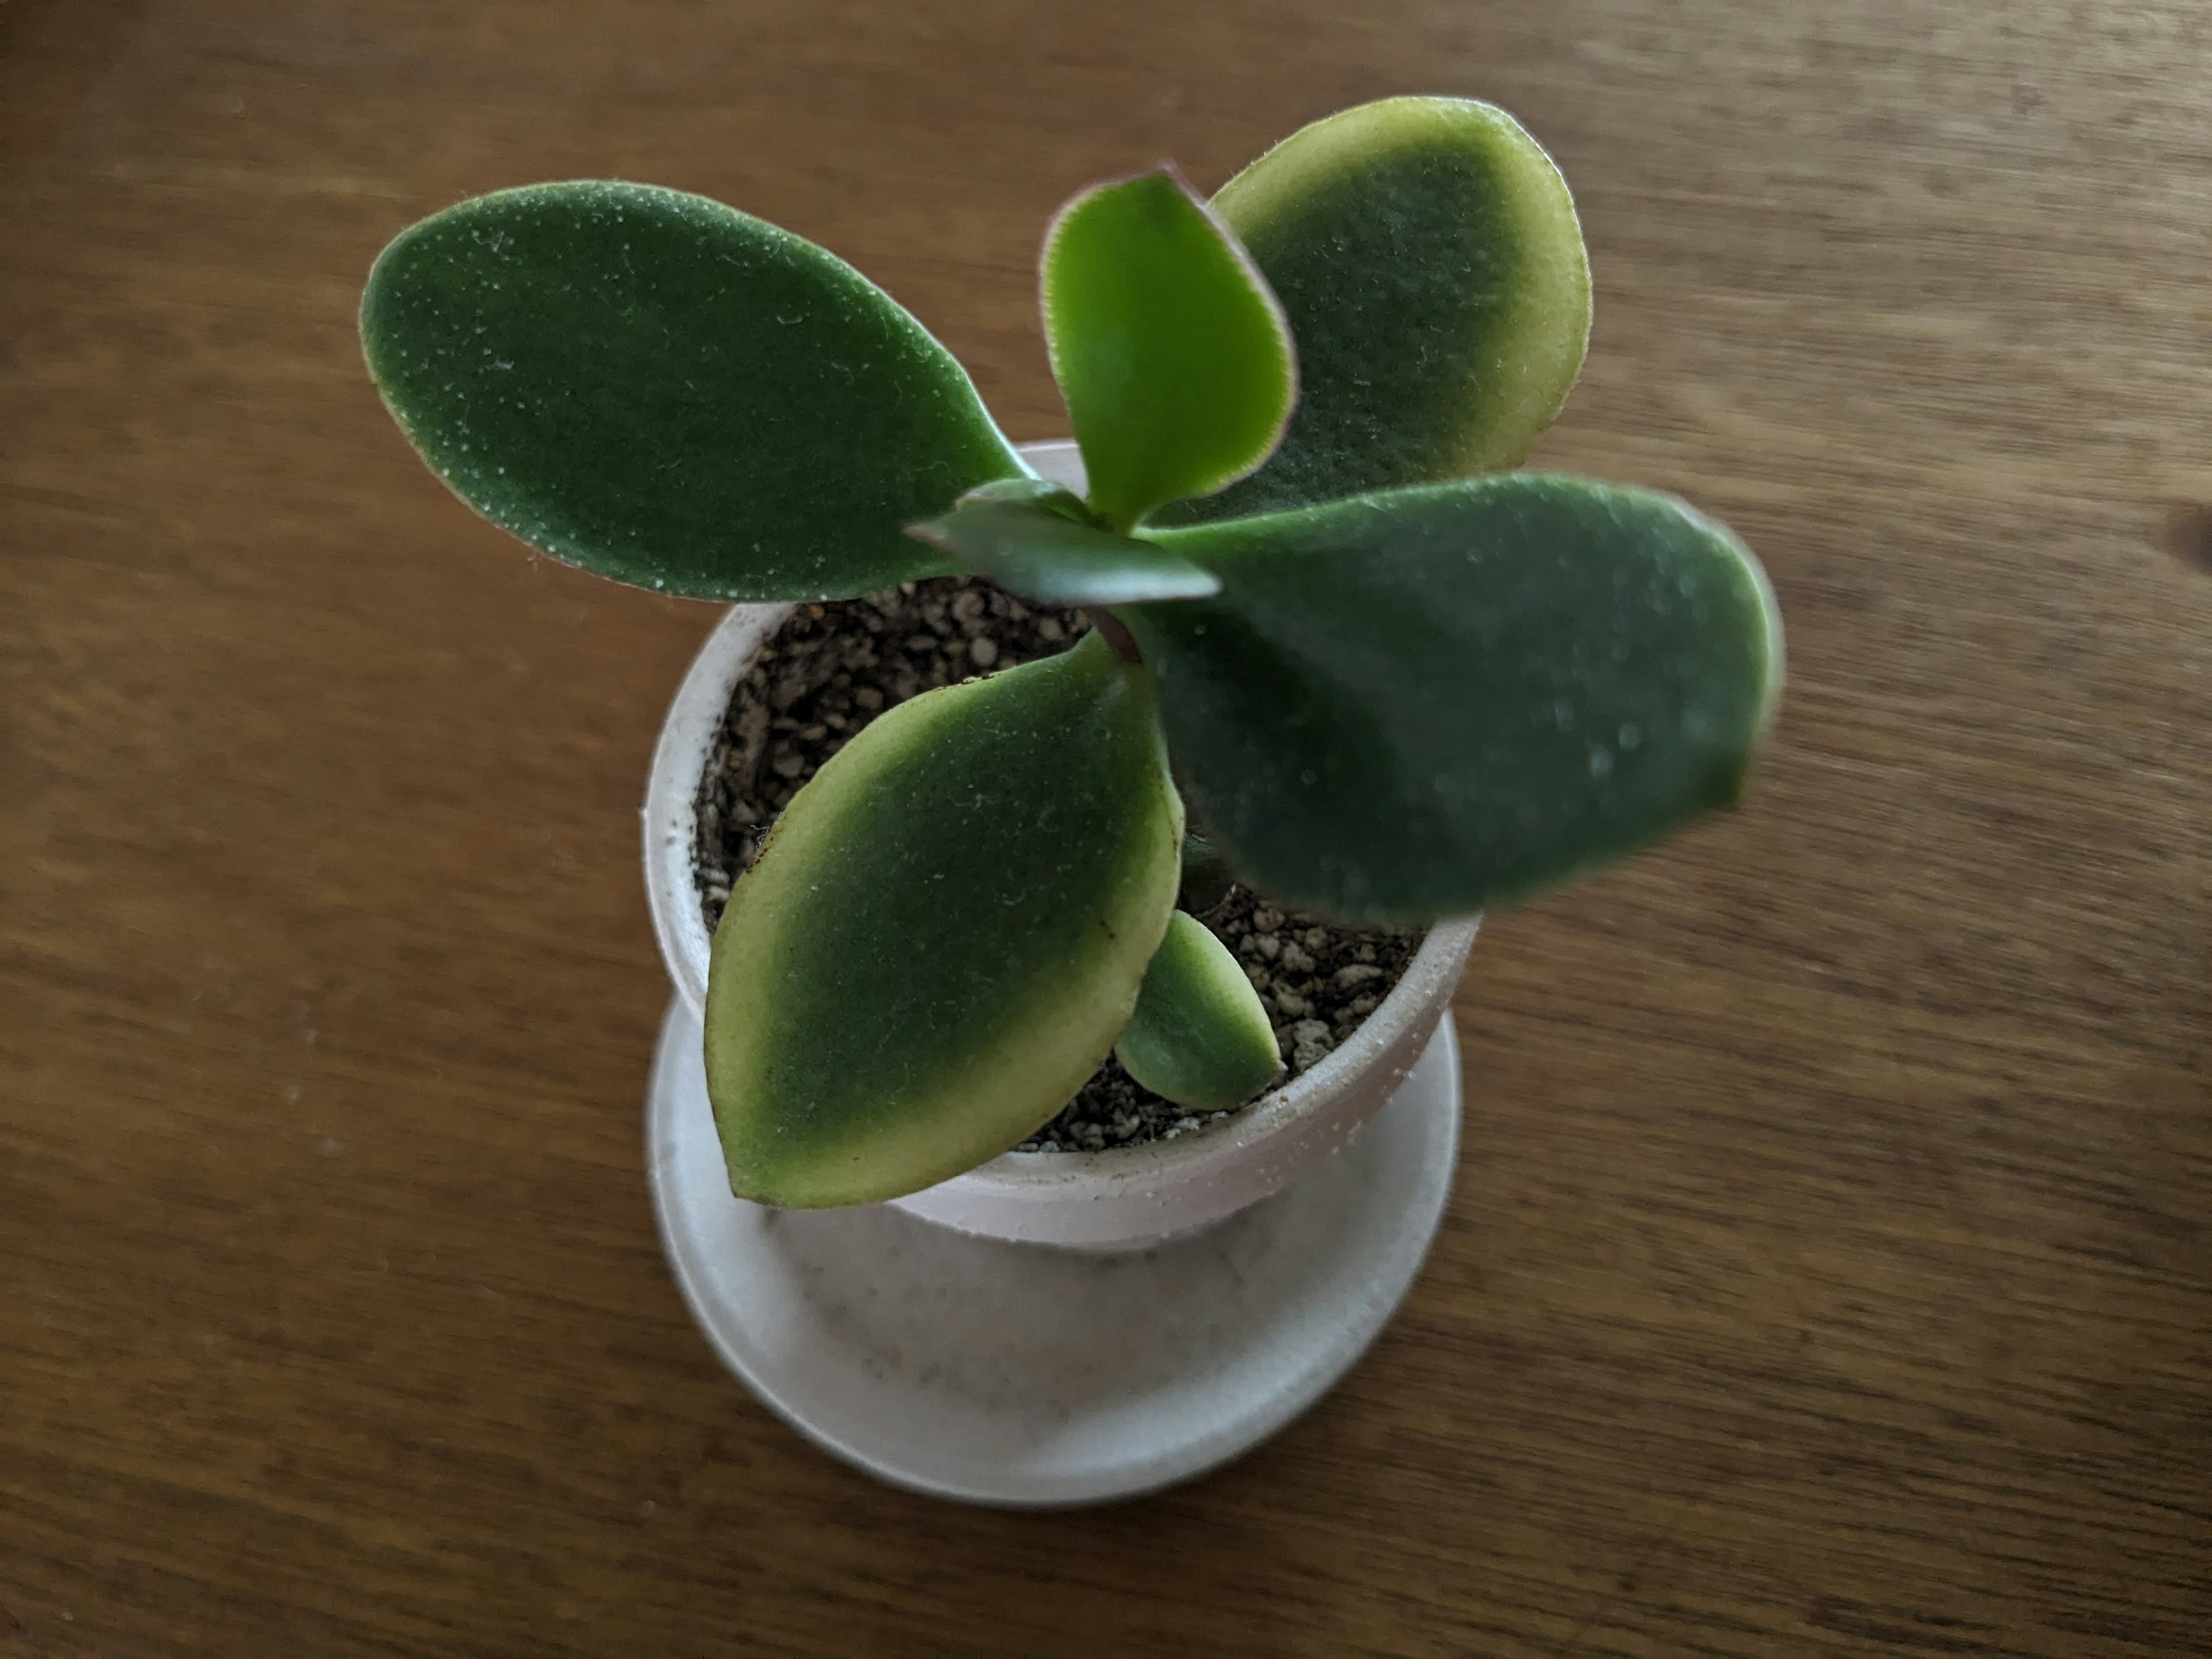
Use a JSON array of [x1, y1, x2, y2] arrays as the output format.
[[360, 97, 1783, 1209]]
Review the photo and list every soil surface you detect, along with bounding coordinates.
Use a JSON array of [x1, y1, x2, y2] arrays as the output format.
[[692, 575, 1417, 1152]]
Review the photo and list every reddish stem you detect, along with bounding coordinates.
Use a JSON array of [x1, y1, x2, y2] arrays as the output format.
[[1085, 607, 1143, 663]]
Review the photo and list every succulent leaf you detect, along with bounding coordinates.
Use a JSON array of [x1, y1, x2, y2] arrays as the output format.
[[704, 632, 1185, 1206], [908, 483, 1222, 606], [1127, 474, 1784, 925], [1162, 96, 1591, 524], [361, 181, 1021, 600], [1115, 911, 1283, 1112], [1041, 168, 1297, 531], [948, 476, 1099, 520]]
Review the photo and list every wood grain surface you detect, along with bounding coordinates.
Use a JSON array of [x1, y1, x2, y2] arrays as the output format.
[[3, 3, 2207, 1654]]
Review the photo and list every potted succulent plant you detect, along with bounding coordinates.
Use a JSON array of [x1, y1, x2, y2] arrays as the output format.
[[359, 96, 1782, 1493]]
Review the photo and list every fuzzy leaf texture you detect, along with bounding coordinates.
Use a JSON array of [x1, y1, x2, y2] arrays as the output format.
[[909, 479, 1222, 606], [704, 633, 1185, 1207], [1042, 169, 1296, 531], [1114, 912, 1283, 1112], [1162, 96, 1592, 524], [361, 181, 1021, 600], [1127, 475, 1785, 926]]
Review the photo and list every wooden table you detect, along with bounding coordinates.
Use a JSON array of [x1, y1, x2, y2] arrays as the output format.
[[5, 3, 2206, 1653]]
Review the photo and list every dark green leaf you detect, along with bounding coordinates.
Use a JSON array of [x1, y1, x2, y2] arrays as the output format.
[[704, 632, 1184, 1206], [1162, 97, 1590, 524], [1041, 168, 1296, 531], [361, 181, 1021, 600], [1127, 475, 1783, 925], [1115, 912, 1283, 1112], [908, 482, 1222, 605]]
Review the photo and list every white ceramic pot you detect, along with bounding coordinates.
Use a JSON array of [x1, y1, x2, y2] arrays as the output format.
[[641, 440, 1479, 1251]]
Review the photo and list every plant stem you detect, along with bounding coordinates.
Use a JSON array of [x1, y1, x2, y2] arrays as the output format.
[[1085, 607, 1142, 663]]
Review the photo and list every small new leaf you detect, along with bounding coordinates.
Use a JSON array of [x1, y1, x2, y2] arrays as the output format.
[[908, 482, 1222, 607], [1041, 168, 1297, 531], [361, 181, 1021, 600], [1128, 474, 1784, 925], [705, 633, 1184, 1206], [1164, 97, 1592, 523], [1115, 912, 1283, 1112]]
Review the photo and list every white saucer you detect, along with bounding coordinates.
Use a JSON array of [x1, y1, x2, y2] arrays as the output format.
[[645, 996, 1461, 1506]]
